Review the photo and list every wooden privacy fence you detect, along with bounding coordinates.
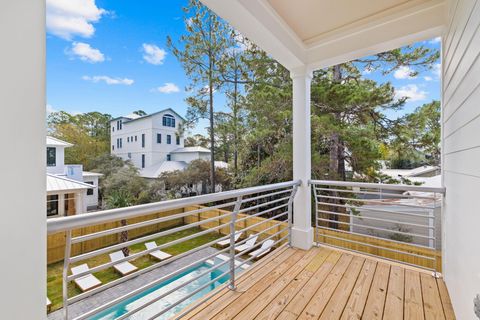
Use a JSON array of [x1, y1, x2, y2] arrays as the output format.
[[183, 205, 289, 244], [316, 228, 442, 271], [47, 209, 184, 264]]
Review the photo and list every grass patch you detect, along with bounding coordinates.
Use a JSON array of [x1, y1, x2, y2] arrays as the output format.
[[47, 226, 222, 312]]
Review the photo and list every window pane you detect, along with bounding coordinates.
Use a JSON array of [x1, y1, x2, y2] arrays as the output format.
[[47, 147, 56, 167]]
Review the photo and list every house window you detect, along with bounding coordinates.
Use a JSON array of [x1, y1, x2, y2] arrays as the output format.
[[128, 152, 131, 159], [142, 134, 145, 148], [167, 154, 171, 161], [112, 145, 115, 151], [127, 137, 130, 143], [176, 135, 180, 145], [117, 138, 123, 149], [46, 195, 59, 217], [46, 147, 56, 167], [85, 181, 94, 196], [157, 133, 162, 143], [135, 135, 137, 142], [162, 114, 175, 127], [116, 120, 123, 130], [120, 138, 123, 148], [167, 135, 171, 144], [112, 126, 115, 132], [141, 154, 145, 168], [64, 193, 76, 216]]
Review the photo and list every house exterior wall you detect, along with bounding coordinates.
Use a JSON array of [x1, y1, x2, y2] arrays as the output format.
[[442, 0, 480, 318], [0, 0, 46, 317], [83, 175, 100, 209], [171, 151, 210, 163], [110, 111, 184, 169]]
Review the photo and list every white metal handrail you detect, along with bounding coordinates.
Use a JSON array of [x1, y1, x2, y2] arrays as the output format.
[[310, 180, 444, 274], [48, 180, 300, 320]]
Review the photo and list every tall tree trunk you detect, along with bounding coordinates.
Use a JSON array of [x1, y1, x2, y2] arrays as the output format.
[[328, 65, 343, 229], [233, 73, 239, 181], [337, 140, 346, 181], [120, 219, 129, 256]]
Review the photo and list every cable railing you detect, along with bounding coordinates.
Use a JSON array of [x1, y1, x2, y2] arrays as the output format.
[[47, 180, 300, 320], [310, 180, 445, 274]]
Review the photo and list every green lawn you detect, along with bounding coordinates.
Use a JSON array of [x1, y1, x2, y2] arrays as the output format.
[[47, 226, 222, 312]]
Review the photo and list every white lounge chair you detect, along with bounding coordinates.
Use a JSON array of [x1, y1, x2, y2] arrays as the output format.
[[216, 232, 243, 247], [71, 264, 102, 292], [248, 240, 275, 258], [235, 234, 258, 253], [109, 251, 138, 276], [145, 241, 172, 261]]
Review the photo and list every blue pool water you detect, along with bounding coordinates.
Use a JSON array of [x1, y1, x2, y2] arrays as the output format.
[[91, 262, 230, 320]]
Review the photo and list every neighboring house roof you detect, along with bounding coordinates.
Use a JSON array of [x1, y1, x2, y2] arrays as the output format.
[[381, 165, 439, 179], [47, 174, 94, 193], [82, 171, 103, 177], [111, 108, 186, 123], [171, 146, 211, 153], [139, 161, 188, 178], [46, 136, 73, 147]]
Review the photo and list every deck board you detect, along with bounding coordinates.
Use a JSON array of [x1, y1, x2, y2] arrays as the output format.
[[383, 265, 405, 320], [177, 245, 455, 320]]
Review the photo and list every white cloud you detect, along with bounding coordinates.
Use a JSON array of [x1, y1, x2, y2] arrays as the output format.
[[142, 43, 166, 65], [82, 75, 134, 85], [429, 37, 441, 44], [69, 42, 104, 63], [424, 76, 433, 81], [395, 84, 427, 102], [151, 83, 180, 94], [46, 0, 106, 40], [394, 66, 417, 79], [46, 104, 57, 115]]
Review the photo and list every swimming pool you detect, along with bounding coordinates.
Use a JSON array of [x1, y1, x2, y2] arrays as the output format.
[[91, 262, 230, 320]]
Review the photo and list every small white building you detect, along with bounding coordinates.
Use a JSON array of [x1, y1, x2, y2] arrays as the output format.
[[110, 110, 228, 179], [46, 136, 101, 217]]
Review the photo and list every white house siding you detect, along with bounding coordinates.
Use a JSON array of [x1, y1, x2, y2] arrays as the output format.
[[111, 110, 184, 169], [83, 174, 100, 209], [171, 151, 210, 163], [442, 0, 480, 318]]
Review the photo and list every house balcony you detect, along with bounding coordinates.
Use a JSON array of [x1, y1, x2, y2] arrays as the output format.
[[46, 180, 453, 319]]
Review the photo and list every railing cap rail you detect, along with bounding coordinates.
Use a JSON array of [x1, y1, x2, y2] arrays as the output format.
[[309, 179, 446, 194], [47, 180, 301, 234]]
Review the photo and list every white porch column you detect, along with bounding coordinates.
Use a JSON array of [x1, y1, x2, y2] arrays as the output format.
[[290, 66, 314, 250]]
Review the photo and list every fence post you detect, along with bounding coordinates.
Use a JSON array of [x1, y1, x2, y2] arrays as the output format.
[[229, 196, 243, 290], [288, 184, 300, 247]]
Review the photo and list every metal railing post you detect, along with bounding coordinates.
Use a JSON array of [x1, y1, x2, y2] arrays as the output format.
[[311, 182, 319, 246], [63, 230, 72, 320], [287, 184, 299, 247], [229, 196, 243, 290]]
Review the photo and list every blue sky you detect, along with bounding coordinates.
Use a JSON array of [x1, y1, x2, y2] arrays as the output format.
[[47, 0, 441, 135]]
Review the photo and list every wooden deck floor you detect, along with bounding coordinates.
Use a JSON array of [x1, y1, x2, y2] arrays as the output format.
[[180, 245, 455, 320]]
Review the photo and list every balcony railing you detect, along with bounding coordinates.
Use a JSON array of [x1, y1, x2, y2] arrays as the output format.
[[310, 180, 445, 274], [47, 180, 299, 320]]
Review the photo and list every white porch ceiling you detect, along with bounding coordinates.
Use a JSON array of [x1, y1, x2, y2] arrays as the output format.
[[200, 0, 447, 71]]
